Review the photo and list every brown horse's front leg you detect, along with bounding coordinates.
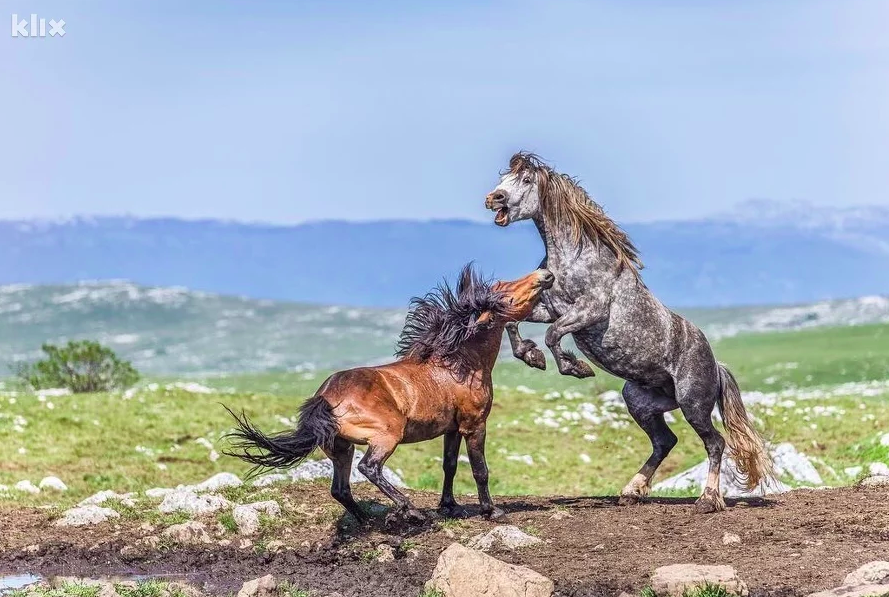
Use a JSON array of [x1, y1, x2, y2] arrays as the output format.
[[464, 427, 504, 519], [438, 430, 467, 518]]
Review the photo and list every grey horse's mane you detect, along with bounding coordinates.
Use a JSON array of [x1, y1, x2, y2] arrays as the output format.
[[508, 152, 643, 274], [395, 264, 508, 378]]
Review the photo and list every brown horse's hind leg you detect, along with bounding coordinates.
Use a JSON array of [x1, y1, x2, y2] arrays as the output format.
[[358, 440, 426, 524], [438, 430, 467, 518], [322, 438, 366, 523], [619, 382, 678, 505]]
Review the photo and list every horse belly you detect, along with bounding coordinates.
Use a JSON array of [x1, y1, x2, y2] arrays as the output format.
[[401, 415, 456, 444], [573, 328, 670, 385]]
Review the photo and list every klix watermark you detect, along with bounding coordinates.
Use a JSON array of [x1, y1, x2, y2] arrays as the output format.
[[11, 14, 65, 38]]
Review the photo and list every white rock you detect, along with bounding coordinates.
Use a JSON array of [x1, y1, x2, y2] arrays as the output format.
[[251, 473, 289, 488], [78, 490, 136, 508], [289, 450, 407, 487], [158, 489, 230, 516], [232, 501, 281, 535], [38, 476, 67, 491], [14, 480, 40, 494], [56, 505, 120, 526], [845, 466, 864, 478], [653, 442, 813, 497], [425, 543, 554, 597], [722, 532, 741, 545], [237, 575, 277, 597], [161, 521, 212, 545], [860, 475, 889, 487], [651, 564, 748, 597], [193, 472, 242, 493], [868, 462, 889, 476], [467, 525, 543, 551], [843, 561, 889, 586], [145, 487, 175, 499]]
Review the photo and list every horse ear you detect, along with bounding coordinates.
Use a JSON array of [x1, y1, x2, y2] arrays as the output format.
[[457, 264, 475, 295]]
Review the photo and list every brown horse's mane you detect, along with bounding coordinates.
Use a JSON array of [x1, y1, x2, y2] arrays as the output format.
[[395, 264, 508, 379], [508, 152, 643, 274]]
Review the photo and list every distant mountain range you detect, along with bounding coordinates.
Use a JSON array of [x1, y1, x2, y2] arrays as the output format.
[[1, 200, 887, 308], [1, 281, 887, 375]]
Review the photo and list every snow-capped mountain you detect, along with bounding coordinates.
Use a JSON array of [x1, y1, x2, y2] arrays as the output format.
[[1, 282, 887, 375], [1, 201, 887, 308]]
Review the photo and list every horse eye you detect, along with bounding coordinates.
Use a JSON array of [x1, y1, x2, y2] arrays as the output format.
[[522, 177, 532, 185]]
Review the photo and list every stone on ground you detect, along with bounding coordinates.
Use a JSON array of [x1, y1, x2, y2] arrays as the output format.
[[807, 585, 889, 597], [843, 561, 889, 586], [145, 487, 175, 499], [237, 575, 277, 597], [14, 480, 40, 494], [467, 525, 543, 551], [56, 505, 120, 527], [277, 450, 407, 487], [161, 521, 212, 545], [722, 532, 741, 545], [232, 500, 281, 535], [78, 490, 136, 508], [858, 475, 889, 488], [426, 543, 554, 597], [192, 472, 242, 493], [158, 489, 230, 515], [650, 564, 748, 597], [38, 476, 67, 491], [652, 442, 816, 497]]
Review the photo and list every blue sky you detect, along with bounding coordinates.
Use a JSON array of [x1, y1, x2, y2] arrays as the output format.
[[2, 1, 888, 224]]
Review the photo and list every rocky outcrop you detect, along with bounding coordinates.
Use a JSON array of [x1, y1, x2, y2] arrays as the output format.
[[236, 575, 277, 597], [161, 521, 212, 545], [650, 564, 748, 597], [806, 561, 889, 597], [56, 506, 120, 527], [232, 501, 281, 535], [467, 526, 543, 551], [158, 489, 230, 516], [426, 543, 554, 597]]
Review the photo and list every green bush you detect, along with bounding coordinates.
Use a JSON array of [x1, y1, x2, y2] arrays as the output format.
[[16, 340, 140, 393]]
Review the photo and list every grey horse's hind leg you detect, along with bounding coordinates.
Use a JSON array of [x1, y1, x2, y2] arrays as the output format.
[[675, 377, 727, 513], [619, 382, 679, 505]]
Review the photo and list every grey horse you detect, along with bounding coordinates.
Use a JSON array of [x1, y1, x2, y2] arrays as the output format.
[[485, 152, 773, 513]]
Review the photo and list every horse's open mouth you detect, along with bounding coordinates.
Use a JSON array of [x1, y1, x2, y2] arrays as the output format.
[[494, 207, 509, 226]]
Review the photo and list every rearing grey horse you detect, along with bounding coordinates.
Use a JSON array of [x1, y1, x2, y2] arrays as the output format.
[[485, 152, 773, 513]]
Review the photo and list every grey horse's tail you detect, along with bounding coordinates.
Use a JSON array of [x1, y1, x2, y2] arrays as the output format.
[[716, 363, 775, 490], [222, 396, 339, 475]]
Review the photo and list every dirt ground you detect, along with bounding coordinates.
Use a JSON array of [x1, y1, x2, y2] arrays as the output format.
[[2, 485, 889, 597]]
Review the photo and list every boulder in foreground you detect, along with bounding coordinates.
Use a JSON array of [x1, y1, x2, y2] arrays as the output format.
[[426, 542, 553, 597], [651, 564, 748, 597]]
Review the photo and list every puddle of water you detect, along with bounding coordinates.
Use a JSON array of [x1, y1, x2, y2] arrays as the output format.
[[0, 574, 42, 593]]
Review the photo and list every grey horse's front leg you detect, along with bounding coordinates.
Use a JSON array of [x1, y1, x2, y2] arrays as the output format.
[[506, 301, 553, 370], [544, 307, 604, 379]]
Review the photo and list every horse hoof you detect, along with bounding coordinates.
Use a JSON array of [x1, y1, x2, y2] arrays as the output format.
[[483, 506, 506, 520], [694, 497, 725, 514], [618, 493, 642, 506], [438, 504, 469, 519], [525, 348, 547, 370], [570, 362, 595, 378], [404, 508, 428, 524]]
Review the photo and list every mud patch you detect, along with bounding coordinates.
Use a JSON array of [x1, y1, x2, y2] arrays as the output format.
[[3, 485, 889, 596]]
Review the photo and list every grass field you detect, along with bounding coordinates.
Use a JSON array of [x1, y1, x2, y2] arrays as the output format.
[[1, 323, 887, 506]]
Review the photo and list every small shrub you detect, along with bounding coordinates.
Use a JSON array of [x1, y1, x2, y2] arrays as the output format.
[[16, 340, 140, 393]]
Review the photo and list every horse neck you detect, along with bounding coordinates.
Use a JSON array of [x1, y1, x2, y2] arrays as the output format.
[[458, 326, 504, 377], [533, 212, 620, 277]]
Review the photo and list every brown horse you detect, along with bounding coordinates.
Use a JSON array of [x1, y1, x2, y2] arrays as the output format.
[[224, 265, 554, 524]]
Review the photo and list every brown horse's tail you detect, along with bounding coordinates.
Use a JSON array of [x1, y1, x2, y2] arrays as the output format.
[[223, 396, 339, 476], [716, 363, 775, 490]]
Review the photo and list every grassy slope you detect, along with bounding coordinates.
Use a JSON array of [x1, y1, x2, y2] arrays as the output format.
[[1, 324, 887, 506]]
